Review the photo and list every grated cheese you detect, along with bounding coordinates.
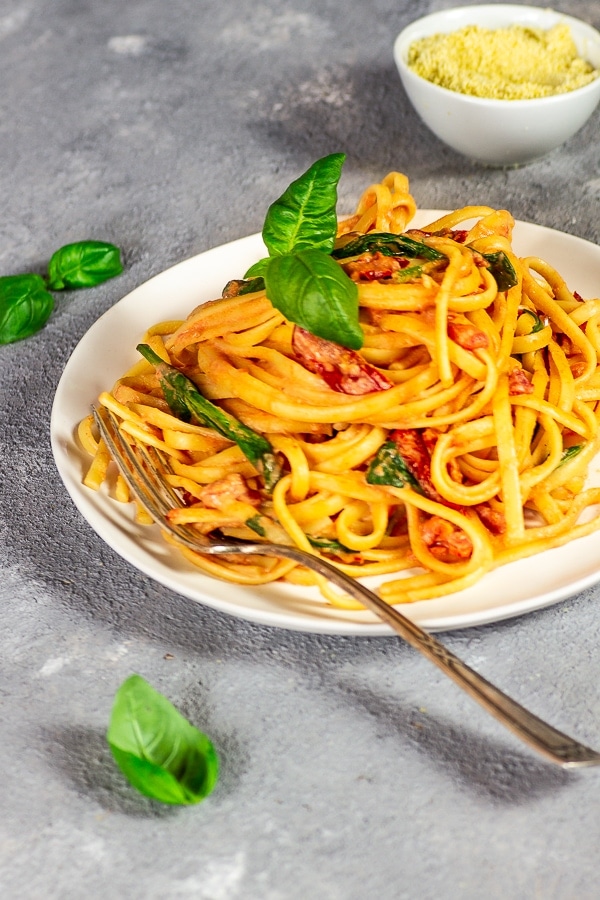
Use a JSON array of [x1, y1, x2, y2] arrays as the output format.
[[408, 23, 599, 100]]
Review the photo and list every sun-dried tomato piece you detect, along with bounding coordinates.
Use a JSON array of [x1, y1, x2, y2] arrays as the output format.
[[419, 515, 473, 562], [448, 320, 489, 350], [292, 327, 393, 394], [508, 366, 534, 395]]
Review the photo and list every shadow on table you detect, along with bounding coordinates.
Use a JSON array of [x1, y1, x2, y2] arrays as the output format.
[[42, 711, 243, 817], [42, 724, 180, 818], [245, 59, 464, 181], [332, 677, 573, 802]]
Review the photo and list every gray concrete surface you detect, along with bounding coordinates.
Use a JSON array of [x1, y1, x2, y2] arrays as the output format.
[[2, 0, 600, 897]]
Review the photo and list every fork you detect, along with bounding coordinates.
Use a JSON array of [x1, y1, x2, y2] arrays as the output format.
[[93, 403, 600, 768]]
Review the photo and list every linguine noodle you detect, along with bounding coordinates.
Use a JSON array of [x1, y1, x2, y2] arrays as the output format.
[[79, 171, 600, 609]]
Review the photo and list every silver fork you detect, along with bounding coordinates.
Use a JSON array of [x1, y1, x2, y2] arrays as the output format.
[[93, 403, 600, 768]]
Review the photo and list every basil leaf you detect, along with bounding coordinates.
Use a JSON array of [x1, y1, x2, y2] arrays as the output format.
[[262, 153, 345, 257], [333, 232, 446, 262], [264, 250, 362, 350], [47, 240, 123, 290], [366, 441, 422, 491], [107, 674, 219, 806], [0, 274, 54, 344], [244, 259, 270, 279]]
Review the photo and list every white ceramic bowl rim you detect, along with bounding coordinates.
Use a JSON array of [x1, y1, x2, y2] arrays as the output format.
[[394, 4, 600, 106]]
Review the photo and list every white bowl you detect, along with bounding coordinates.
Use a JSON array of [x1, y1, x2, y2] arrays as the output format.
[[393, 4, 600, 166]]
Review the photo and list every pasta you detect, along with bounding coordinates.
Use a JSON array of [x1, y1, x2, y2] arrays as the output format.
[[80, 170, 600, 609]]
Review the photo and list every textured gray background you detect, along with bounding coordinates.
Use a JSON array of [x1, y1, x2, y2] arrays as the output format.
[[2, 1, 600, 897]]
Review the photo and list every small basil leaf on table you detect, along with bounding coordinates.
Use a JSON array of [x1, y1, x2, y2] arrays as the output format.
[[0, 274, 54, 344], [47, 240, 123, 290], [262, 152, 345, 257], [107, 674, 219, 805], [264, 249, 363, 350]]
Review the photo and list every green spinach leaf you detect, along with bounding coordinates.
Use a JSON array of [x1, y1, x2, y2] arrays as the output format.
[[480, 250, 518, 292], [222, 275, 266, 297], [307, 535, 354, 554], [560, 444, 584, 466], [366, 441, 422, 491], [107, 674, 219, 806], [47, 240, 123, 290], [0, 274, 54, 344], [333, 232, 446, 262], [264, 249, 362, 350], [138, 343, 282, 491], [518, 307, 545, 334], [245, 514, 267, 537]]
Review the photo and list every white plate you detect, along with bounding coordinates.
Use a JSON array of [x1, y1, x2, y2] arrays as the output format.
[[51, 213, 600, 634]]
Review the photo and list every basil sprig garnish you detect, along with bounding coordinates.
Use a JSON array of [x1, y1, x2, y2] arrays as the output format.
[[261, 152, 344, 257], [107, 674, 219, 806], [245, 153, 363, 351], [0, 239, 123, 344]]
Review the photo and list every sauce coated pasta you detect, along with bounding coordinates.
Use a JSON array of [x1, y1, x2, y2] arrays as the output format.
[[79, 166, 600, 609]]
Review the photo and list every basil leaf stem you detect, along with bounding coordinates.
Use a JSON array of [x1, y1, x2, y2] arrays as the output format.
[[107, 675, 219, 806], [47, 240, 123, 290], [0, 275, 54, 344], [137, 343, 282, 492]]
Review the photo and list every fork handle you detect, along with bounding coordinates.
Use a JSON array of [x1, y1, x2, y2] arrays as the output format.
[[90, 405, 599, 768], [230, 543, 600, 768]]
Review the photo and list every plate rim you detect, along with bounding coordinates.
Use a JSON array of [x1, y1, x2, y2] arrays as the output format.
[[50, 213, 600, 634]]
